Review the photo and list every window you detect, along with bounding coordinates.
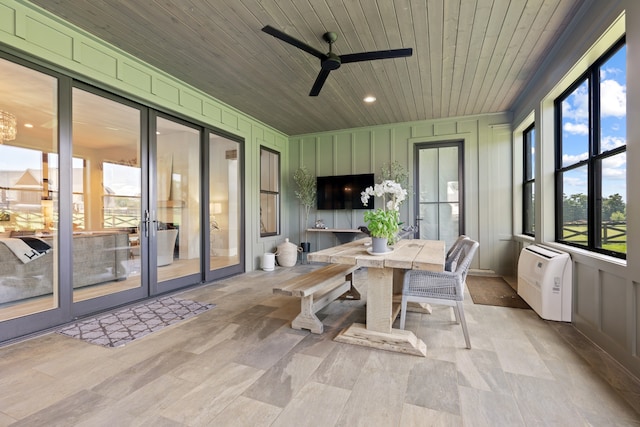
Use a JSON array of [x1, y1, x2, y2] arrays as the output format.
[[260, 147, 280, 236], [523, 125, 536, 236], [555, 38, 626, 258]]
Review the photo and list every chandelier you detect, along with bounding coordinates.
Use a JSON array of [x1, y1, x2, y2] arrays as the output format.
[[0, 110, 17, 143]]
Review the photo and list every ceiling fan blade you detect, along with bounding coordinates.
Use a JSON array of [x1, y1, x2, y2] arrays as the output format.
[[262, 25, 326, 60], [309, 69, 331, 96], [340, 48, 413, 64]]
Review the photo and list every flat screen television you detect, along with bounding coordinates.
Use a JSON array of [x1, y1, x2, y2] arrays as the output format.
[[316, 173, 374, 210]]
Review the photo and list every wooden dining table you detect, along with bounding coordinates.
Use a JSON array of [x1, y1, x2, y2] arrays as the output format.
[[307, 237, 445, 357]]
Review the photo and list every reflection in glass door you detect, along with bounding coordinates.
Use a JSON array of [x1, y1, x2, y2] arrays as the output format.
[[71, 88, 143, 303], [0, 58, 59, 322], [415, 141, 464, 250], [208, 134, 242, 276], [154, 116, 200, 288]]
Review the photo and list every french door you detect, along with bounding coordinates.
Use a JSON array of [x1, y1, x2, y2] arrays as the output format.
[[0, 57, 244, 340], [415, 141, 464, 250]]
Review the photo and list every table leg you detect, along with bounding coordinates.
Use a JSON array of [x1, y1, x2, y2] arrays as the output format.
[[334, 267, 427, 356]]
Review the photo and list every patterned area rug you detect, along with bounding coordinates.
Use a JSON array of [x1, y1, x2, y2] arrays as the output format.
[[466, 276, 531, 309], [58, 296, 215, 347]]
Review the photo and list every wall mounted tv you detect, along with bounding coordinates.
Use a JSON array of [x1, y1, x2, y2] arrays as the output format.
[[316, 173, 375, 210]]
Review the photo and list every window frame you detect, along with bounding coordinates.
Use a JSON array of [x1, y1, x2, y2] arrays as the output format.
[[522, 124, 536, 236], [554, 36, 626, 259], [259, 146, 280, 237]]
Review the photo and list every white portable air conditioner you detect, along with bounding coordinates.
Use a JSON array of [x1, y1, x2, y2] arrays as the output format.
[[517, 244, 572, 322]]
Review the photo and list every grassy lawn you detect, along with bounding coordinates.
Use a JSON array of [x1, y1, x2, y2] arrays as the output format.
[[563, 223, 627, 254]]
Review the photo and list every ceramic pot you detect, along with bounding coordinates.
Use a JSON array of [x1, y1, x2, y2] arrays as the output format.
[[371, 237, 388, 253], [262, 253, 275, 271]]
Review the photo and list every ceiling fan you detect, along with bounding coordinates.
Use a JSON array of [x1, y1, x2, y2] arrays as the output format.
[[262, 25, 413, 96]]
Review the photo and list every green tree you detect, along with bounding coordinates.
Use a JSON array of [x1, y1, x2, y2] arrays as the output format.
[[563, 193, 587, 222], [602, 193, 626, 221]]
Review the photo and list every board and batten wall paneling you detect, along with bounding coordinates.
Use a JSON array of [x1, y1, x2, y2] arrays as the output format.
[[481, 124, 515, 276], [601, 271, 628, 348], [289, 112, 513, 275], [353, 130, 373, 173]]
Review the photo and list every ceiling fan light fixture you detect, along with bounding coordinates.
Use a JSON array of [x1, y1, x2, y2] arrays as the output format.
[[364, 96, 376, 103]]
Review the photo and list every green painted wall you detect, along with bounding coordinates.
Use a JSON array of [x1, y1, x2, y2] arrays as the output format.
[[289, 112, 515, 275]]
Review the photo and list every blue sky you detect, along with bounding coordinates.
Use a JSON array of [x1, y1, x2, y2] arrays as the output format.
[[561, 45, 626, 201]]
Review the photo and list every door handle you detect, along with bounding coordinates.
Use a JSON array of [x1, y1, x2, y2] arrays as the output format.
[[143, 209, 150, 237]]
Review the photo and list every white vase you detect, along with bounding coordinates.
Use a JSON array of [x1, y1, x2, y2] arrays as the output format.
[[371, 237, 388, 253]]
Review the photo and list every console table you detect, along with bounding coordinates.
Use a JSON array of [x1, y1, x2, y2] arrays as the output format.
[[306, 228, 365, 243]]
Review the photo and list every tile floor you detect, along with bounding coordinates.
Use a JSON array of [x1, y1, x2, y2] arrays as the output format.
[[0, 265, 639, 426]]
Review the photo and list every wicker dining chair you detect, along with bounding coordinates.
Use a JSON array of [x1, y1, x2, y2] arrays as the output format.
[[399, 238, 479, 349]]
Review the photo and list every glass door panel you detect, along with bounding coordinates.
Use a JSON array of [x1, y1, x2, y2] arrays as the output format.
[[71, 88, 143, 302], [0, 58, 59, 321], [209, 134, 241, 274], [155, 117, 200, 286], [416, 142, 463, 250]]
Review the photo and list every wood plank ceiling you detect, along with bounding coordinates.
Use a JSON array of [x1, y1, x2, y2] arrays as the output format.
[[29, 0, 586, 136]]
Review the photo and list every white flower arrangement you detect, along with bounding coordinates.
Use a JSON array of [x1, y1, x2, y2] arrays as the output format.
[[360, 180, 407, 211], [360, 180, 408, 242]]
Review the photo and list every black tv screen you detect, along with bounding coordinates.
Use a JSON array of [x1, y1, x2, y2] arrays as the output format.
[[316, 173, 375, 210]]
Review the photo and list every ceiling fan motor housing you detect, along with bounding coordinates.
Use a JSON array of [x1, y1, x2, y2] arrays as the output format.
[[322, 53, 341, 70]]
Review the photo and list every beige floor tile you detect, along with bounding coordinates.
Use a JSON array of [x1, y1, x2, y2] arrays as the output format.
[[401, 403, 463, 426], [210, 395, 281, 427], [0, 266, 639, 426], [271, 381, 351, 427]]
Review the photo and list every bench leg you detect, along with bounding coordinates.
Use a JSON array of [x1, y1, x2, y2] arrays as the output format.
[[340, 272, 361, 300], [291, 295, 324, 334]]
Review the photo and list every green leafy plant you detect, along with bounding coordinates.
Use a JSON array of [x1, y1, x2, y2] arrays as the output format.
[[293, 166, 316, 242], [363, 208, 400, 241]]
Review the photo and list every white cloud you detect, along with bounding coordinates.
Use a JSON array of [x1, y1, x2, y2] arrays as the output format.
[[563, 175, 587, 189], [601, 66, 623, 80], [602, 151, 626, 170], [562, 152, 588, 166], [562, 83, 589, 120], [601, 135, 626, 151], [600, 79, 626, 117], [564, 122, 588, 135], [602, 167, 626, 179]]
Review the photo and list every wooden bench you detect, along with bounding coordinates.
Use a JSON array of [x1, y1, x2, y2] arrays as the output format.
[[273, 264, 360, 334]]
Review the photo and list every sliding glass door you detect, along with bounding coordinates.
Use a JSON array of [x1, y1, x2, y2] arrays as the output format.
[[153, 115, 201, 292], [0, 57, 59, 323], [207, 133, 243, 280], [0, 53, 245, 343], [70, 87, 148, 315]]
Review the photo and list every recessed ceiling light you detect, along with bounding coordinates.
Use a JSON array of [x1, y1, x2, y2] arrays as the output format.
[[363, 96, 376, 103], [24, 123, 34, 128]]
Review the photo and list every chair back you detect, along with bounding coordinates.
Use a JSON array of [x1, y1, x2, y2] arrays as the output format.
[[454, 239, 479, 283], [446, 235, 468, 258], [445, 235, 469, 271]]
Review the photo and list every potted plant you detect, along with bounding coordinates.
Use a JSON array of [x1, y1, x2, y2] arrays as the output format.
[[293, 166, 316, 253], [361, 180, 407, 253]]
